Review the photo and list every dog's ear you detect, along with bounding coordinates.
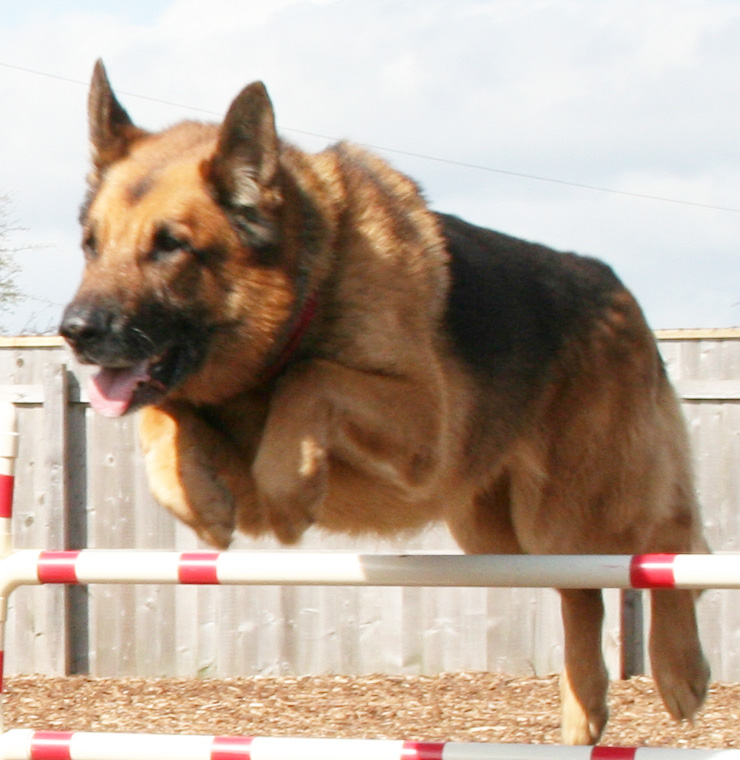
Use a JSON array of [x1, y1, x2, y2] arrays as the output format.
[[88, 60, 145, 176], [206, 81, 280, 207]]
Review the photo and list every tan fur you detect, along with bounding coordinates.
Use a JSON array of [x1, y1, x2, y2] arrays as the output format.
[[62, 61, 710, 744]]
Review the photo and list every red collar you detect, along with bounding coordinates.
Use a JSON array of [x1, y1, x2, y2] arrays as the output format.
[[261, 294, 318, 382]]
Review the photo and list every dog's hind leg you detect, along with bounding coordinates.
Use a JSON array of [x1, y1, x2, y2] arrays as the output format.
[[650, 588, 709, 722], [643, 408, 710, 724], [558, 588, 609, 744], [500, 438, 612, 744], [450, 476, 609, 745], [646, 488, 710, 723]]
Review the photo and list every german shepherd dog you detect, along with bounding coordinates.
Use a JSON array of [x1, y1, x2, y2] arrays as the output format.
[[61, 60, 709, 744]]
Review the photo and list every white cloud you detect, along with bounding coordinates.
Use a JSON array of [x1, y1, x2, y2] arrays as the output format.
[[0, 0, 739, 331]]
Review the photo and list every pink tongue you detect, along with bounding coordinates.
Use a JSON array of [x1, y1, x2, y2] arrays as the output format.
[[88, 361, 151, 418]]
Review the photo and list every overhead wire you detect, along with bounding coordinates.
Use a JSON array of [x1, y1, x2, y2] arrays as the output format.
[[1, 59, 739, 214]]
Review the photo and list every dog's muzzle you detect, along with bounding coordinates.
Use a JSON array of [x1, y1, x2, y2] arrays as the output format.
[[60, 299, 207, 417]]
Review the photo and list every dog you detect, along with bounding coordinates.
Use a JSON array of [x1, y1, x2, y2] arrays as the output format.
[[60, 60, 710, 744]]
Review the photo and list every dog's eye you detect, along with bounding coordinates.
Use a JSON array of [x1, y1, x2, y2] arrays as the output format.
[[82, 232, 98, 262], [151, 228, 191, 260]]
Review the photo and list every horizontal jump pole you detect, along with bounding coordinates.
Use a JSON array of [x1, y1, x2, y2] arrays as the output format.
[[2, 730, 738, 760], [1, 550, 740, 596]]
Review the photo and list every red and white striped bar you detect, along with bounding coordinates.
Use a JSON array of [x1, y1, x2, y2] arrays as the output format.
[[0, 403, 18, 559], [3, 550, 740, 595], [1, 730, 738, 760], [0, 403, 18, 711]]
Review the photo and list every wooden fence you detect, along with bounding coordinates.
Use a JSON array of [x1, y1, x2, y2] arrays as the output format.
[[1, 330, 740, 681]]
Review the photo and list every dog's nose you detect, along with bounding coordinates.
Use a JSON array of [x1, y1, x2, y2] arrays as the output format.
[[59, 302, 111, 349]]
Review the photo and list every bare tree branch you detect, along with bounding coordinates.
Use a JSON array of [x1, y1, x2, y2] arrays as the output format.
[[0, 195, 27, 331]]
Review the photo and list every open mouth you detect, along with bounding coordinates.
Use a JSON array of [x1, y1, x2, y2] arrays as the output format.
[[86, 340, 199, 417], [88, 358, 169, 417]]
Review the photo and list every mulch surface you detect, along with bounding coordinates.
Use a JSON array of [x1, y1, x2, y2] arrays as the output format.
[[4, 673, 740, 748]]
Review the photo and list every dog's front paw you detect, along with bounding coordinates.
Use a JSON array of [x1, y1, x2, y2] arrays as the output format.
[[252, 435, 327, 544], [139, 405, 237, 548], [143, 439, 237, 549], [190, 513, 235, 550]]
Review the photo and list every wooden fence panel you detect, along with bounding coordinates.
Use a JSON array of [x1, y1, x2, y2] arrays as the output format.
[[0, 332, 738, 681]]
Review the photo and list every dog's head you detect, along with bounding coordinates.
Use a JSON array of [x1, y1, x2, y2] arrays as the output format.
[[61, 61, 307, 416]]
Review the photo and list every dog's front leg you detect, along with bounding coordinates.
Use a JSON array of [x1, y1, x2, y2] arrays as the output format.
[[250, 383, 331, 544], [139, 402, 258, 548], [252, 359, 444, 544]]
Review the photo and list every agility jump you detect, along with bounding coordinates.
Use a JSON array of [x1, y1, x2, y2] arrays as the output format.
[[0, 405, 738, 758]]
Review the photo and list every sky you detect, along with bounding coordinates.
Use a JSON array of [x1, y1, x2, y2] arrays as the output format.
[[1, 0, 740, 333]]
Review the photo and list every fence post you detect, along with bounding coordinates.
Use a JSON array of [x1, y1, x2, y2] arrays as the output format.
[[42, 363, 88, 675], [620, 589, 645, 678]]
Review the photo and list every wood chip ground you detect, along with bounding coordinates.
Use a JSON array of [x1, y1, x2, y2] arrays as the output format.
[[4, 673, 740, 748]]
